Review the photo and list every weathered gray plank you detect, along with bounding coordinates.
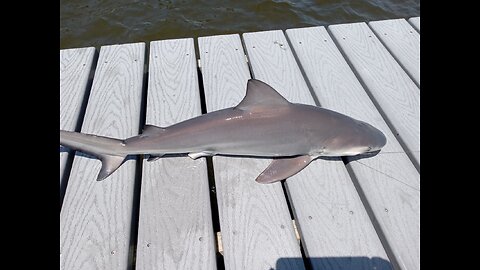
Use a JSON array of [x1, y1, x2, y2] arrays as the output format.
[[287, 26, 420, 270], [408, 17, 420, 32], [60, 43, 145, 270], [369, 19, 420, 86], [135, 38, 217, 270], [198, 34, 305, 270], [60, 47, 95, 187], [328, 22, 420, 169], [243, 30, 391, 270]]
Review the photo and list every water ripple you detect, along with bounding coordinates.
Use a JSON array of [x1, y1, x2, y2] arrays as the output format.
[[60, 0, 420, 49]]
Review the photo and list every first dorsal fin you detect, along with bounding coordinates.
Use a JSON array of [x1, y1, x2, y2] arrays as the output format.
[[235, 79, 290, 110]]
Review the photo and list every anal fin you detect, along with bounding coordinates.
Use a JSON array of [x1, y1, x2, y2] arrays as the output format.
[[97, 154, 127, 181], [188, 151, 214, 160], [256, 155, 316, 184]]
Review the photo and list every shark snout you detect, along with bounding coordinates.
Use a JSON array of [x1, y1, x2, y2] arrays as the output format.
[[367, 125, 387, 152]]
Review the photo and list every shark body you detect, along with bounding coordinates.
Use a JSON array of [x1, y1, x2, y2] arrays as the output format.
[[60, 79, 386, 183]]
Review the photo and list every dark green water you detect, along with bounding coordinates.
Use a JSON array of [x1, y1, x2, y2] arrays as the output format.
[[60, 0, 420, 49]]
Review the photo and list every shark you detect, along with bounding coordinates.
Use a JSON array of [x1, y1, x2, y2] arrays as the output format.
[[60, 79, 387, 183]]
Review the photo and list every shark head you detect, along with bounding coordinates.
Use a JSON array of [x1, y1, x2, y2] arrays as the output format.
[[321, 119, 387, 157]]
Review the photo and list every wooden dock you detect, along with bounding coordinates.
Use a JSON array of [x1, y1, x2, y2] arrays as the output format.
[[60, 17, 420, 270]]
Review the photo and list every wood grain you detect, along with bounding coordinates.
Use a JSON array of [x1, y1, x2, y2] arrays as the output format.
[[408, 17, 420, 32], [286, 26, 419, 270], [135, 38, 217, 270], [369, 19, 420, 86], [348, 155, 420, 270], [243, 30, 391, 270], [60, 47, 95, 186], [60, 43, 145, 270], [328, 22, 420, 168], [198, 34, 305, 270]]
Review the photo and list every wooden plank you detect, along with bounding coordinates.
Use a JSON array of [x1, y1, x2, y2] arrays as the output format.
[[198, 34, 305, 270], [60, 47, 95, 187], [60, 43, 145, 270], [243, 30, 391, 270], [328, 22, 420, 169], [286, 26, 420, 270], [135, 38, 217, 270], [408, 17, 420, 32], [369, 19, 420, 86]]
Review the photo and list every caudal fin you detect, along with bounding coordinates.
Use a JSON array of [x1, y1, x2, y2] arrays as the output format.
[[60, 130, 128, 181], [96, 154, 126, 181]]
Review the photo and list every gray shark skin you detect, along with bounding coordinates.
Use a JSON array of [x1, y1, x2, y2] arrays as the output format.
[[60, 79, 386, 183]]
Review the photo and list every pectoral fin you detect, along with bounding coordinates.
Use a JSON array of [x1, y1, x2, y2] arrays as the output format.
[[256, 155, 316, 184]]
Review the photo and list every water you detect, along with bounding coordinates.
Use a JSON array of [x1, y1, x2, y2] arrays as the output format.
[[60, 0, 420, 49]]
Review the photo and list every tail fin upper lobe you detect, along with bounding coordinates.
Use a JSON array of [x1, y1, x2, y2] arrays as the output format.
[[60, 130, 128, 181]]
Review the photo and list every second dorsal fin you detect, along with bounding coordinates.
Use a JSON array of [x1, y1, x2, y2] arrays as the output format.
[[235, 79, 290, 110], [142, 125, 166, 136]]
